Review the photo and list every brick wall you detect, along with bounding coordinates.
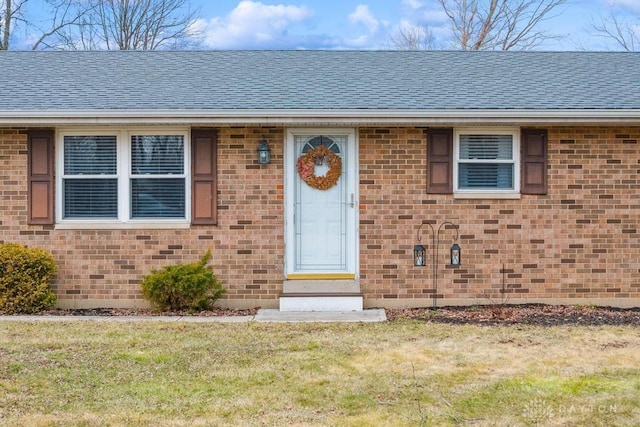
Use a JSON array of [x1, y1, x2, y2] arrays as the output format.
[[359, 126, 640, 307], [1, 125, 638, 308], [0, 127, 284, 309]]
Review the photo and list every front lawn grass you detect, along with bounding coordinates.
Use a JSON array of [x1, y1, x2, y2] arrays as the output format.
[[1, 319, 639, 426]]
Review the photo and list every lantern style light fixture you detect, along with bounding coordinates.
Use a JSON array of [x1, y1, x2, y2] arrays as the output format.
[[414, 220, 461, 308], [414, 244, 426, 267], [256, 137, 271, 165], [450, 243, 461, 266]]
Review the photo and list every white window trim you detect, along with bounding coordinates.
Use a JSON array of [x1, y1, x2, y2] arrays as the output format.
[[55, 128, 191, 229], [453, 127, 520, 199]]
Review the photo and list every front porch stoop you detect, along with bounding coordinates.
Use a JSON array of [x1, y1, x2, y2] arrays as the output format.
[[279, 280, 363, 312]]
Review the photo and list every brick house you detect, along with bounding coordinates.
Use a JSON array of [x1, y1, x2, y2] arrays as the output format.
[[1, 50, 639, 310]]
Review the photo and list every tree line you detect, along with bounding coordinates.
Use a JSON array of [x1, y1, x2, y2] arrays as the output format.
[[1, 0, 199, 50], [1, 0, 638, 51]]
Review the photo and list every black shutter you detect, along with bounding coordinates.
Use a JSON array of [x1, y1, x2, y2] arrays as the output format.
[[521, 129, 548, 195], [427, 128, 453, 194], [191, 129, 218, 225]]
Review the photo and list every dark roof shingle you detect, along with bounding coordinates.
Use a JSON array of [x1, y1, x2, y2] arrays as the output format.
[[1, 50, 639, 112]]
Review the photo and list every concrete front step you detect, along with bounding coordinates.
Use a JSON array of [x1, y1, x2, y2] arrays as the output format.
[[280, 280, 363, 312], [279, 293, 363, 312], [283, 279, 360, 294]]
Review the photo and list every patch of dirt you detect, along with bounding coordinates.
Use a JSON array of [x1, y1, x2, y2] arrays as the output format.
[[385, 304, 640, 326]]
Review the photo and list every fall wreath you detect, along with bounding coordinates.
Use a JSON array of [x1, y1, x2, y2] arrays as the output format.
[[296, 145, 342, 190]]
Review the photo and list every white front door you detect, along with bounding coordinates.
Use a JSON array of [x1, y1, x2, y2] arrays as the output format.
[[285, 129, 357, 278]]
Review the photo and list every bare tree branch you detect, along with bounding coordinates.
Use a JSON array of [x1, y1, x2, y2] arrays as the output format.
[[439, 0, 566, 50], [1, 0, 95, 50], [472, 0, 501, 50], [1, 0, 29, 50], [1, 0, 10, 49], [390, 23, 441, 50], [593, 11, 639, 52], [62, 0, 201, 50], [30, 0, 92, 50]]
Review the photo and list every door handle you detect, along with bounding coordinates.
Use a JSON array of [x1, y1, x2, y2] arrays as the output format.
[[350, 193, 355, 208]]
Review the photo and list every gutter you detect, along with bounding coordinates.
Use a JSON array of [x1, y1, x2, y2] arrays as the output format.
[[1, 109, 640, 126]]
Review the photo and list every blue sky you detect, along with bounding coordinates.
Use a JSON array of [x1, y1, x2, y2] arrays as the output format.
[[17, 0, 640, 50], [189, 0, 640, 50]]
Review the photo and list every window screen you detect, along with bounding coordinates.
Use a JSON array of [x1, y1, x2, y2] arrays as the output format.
[[458, 134, 514, 190], [63, 136, 118, 218], [130, 135, 185, 219]]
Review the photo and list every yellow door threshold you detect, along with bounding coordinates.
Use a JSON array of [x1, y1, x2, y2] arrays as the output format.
[[286, 273, 356, 280]]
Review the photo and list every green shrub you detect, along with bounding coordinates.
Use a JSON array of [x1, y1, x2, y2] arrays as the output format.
[[140, 250, 225, 311], [0, 243, 57, 314]]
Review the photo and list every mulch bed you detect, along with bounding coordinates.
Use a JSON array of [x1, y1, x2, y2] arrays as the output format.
[[385, 304, 640, 326], [6, 304, 640, 326]]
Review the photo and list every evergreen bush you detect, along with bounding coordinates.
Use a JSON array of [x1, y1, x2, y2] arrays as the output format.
[[140, 250, 225, 311], [0, 243, 57, 314]]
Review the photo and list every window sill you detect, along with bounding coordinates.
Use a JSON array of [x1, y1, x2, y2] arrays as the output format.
[[453, 192, 521, 200], [55, 221, 191, 230]]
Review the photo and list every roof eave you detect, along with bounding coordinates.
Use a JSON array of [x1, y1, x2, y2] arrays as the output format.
[[1, 109, 640, 127]]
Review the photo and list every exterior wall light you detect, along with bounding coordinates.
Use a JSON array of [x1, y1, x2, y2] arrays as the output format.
[[257, 137, 271, 165], [450, 243, 461, 266], [414, 244, 426, 267]]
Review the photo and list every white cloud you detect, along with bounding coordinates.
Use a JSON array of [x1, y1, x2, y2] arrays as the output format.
[[348, 5, 380, 34], [402, 0, 424, 10], [339, 4, 398, 48], [607, 0, 640, 11], [397, 17, 447, 35], [392, 1, 450, 48], [201, 1, 314, 49], [399, 2, 448, 27]]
